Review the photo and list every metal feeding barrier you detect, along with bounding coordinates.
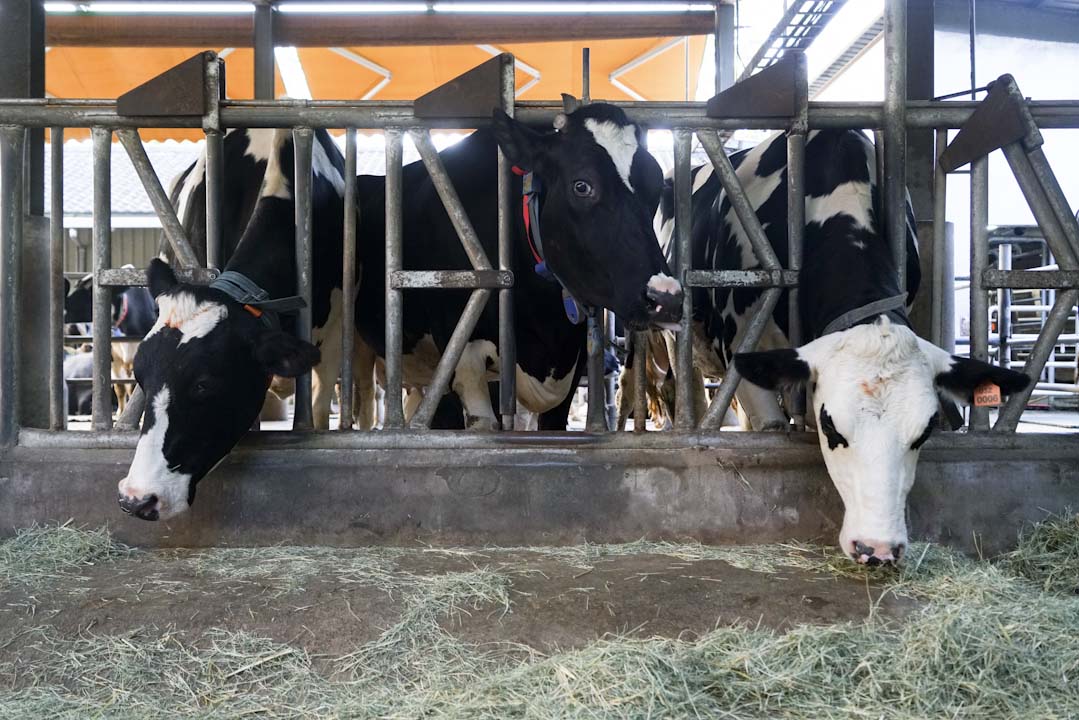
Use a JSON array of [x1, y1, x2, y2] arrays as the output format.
[[2, 2, 1079, 450]]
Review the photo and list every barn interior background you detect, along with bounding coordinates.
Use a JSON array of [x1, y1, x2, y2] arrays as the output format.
[[0, 0, 1077, 553]]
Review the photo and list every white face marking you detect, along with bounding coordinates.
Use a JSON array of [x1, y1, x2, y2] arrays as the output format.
[[796, 321, 941, 560], [118, 388, 192, 520], [646, 273, 681, 297], [584, 118, 638, 192], [144, 292, 228, 345]]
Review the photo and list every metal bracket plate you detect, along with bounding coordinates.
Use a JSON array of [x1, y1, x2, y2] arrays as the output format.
[[706, 51, 805, 120], [414, 53, 513, 121], [939, 74, 1029, 173], [117, 51, 223, 118]]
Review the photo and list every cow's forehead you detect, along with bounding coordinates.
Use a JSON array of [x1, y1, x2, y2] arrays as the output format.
[[145, 291, 229, 346], [581, 118, 638, 192]]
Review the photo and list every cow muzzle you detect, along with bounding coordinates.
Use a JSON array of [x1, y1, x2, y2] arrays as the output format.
[[850, 539, 905, 566], [117, 491, 161, 521], [644, 274, 683, 329]]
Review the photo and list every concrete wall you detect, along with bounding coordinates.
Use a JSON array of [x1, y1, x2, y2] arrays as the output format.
[[3, 431, 1077, 556]]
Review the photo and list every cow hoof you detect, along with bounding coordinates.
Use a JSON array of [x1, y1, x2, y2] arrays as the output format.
[[465, 415, 498, 432]]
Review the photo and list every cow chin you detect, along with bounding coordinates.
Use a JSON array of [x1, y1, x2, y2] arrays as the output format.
[[825, 455, 914, 567]]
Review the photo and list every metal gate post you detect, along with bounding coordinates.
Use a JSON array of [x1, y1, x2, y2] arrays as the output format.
[[969, 154, 990, 431], [585, 310, 607, 432], [497, 55, 517, 430], [204, 54, 224, 270], [339, 128, 357, 431], [383, 128, 405, 429], [632, 331, 648, 432], [932, 128, 948, 347], [292, 127, 315, 431], [49, 126, 64, 430], [786, 52, 808, 430], [884, 0, 909, 288], [673, 127, 695, 431], [91, 127, 114, 431], [0, 126, 24, 447]]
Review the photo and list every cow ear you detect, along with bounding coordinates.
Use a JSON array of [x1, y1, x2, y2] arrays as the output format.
[[254, 330, 321, 378], [916, 336, 1030, 404], [561, 93, 581, 113], [734, 348, 812, 391], [147, 258, 179, 299], [492, 108, 545, 171]]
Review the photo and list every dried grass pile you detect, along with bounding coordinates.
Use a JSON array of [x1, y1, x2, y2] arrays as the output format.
[[0, 522, 131, 590], [2, 520, 1079, 719]]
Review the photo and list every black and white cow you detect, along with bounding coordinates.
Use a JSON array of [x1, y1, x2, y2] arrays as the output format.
[[118, 105, 682, 520], [353, 102, 681, 431], [660, 129, 1029, 565]]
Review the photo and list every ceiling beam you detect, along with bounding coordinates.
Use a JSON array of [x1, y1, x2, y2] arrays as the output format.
[[45, 11, 715, 47]]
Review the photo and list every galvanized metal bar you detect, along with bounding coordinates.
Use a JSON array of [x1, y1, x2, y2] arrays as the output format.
[[292, 127, 314, 431], [714, 1, 735, 94], [339, 127, 357, 432], [5, 100, 1079, 132], [48, 126, 64, 430], [116, 385, 145, 431], [997, 242, 1012, 371], [632, 331, 648, 433], [383, 128, 405, 429], [981, 270, 1079, 290], [699, 288, 783, 431], [673, 128, 695, 431], [97, 266, 218, 287], [390, 270, 513, 290], [582, 47, 591, 104], [684, 269, 799, 288], [884, 0, 908, 289], [91, 126, 113, 431], [115, 128, 201, 270], [585, 310, 607, 432], [497, 54, 517, 431], [696, 129, 782, 271], [204, 129, 224, 268], [969, 154, 990, 431], [994, 289, 1079, 432], [932, 128, 948, 346], [787, 52, 808, 431], [409, 288, 493, 429], [409, 128, 493, 271], [0, 126, 24, 447], [1026, 145, 1079, 264], [604, 310, 618, 430], [253, 3, 275, 101], [1000, 142, 1079, 270]]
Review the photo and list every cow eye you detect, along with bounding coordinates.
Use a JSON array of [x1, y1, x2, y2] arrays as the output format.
[[911, 413, 939, 450], [192, 378, 217, 400], [573, 180, 593, 197], [819, 406, 849, 451]]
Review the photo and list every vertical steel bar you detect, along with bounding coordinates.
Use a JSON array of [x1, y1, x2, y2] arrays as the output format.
[[786, 51, 808, 430], [254, 3, 275, 100], [0, 126, 25, 447], [997, 242, 1012, 370], [1000, 143, 1079, 270], [292, 127, 314, 431], [204, 130, 224, 268], [1026, 145, 1079, 262], [673, 128, 695, 431], [932, 128, 948, 346], [632, 332, 648, 433], [969, 154, 990, 431], [604, 310, 617, 430], [339, 127, 357, 431], [49, 127, 64, 430], [497, 53, 516, 430], [582, 47, 591, 104], [968, 0, 977, 100], [884, 0, 908, 289], [714, 1, 735, 94], [383, 128, 405, 429], [585, 310, 606, 432], [91, 126, 113, 431]]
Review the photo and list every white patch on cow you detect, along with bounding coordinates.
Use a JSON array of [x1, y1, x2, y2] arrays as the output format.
[[145, 292, 228, 345], [794, 319, 941, 561], [243, 127, 279, 163], [118, 388, 192, 520], [312, 287, 344, 430], [312, 135, 346, 196], [516, 359, 578, 414], [807, 180, 874, 232], [691, 162, 713, 194], [260, 130, 293, 200], [584, 118, 638, 192], [452, 340, 499, 430], [175, 152, 207, 228], [646, 273, 681, 297]]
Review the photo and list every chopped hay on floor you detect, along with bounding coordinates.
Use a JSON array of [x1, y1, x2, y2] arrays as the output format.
[[2, 520, 1079, 718], [0, 522, 131, 591]]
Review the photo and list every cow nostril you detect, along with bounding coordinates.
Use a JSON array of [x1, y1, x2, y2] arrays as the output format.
[[853, 541, 876, 558], [118, 492, 160, 521], [892, 543, 905, 560], [865, 556, 882, 567]]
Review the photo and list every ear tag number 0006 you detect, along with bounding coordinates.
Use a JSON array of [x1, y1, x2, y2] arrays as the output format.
[[973, 382, 1002, 407]]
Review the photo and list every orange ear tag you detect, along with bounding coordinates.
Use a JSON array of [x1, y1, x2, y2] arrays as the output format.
[[973, 381, 1002, 407]]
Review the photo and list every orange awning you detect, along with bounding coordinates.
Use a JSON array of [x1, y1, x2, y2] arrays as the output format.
[[47, 37, 706, 140]]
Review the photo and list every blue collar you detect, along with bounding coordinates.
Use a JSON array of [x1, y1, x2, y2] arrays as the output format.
[[518, 170, 586, 325]]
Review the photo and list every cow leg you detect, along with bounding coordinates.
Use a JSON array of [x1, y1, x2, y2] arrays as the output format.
[[430, 391, 466, 429], [615, 365, 633, 431], [311, 288, 345, 430], [403, 387, 422, 423], [449, 340, 498, 431], [351, 336, 377, 431], [537, 349, 585, 431]]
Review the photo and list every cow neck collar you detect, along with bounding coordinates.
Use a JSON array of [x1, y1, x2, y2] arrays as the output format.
[[820, 293, 908, 337], [209, 270, 306, 330], [513, 166, 586, 325]]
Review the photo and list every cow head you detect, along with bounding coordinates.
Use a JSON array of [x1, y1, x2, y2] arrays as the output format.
[[735, 318, 1029, 565], [117, 260, 319, 520], [492, 100, 682, 330]]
